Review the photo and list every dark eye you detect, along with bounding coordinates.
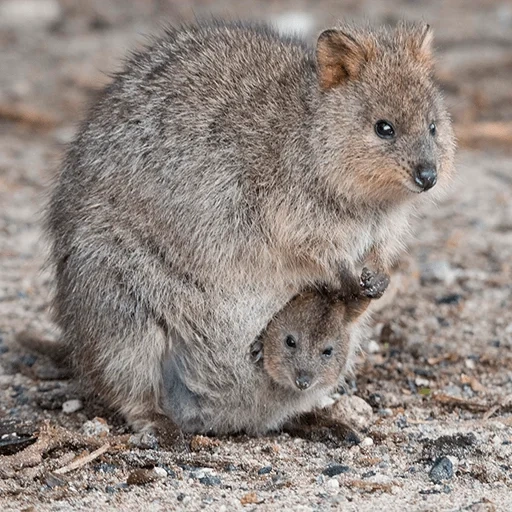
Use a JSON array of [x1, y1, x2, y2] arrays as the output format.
[[322, 347, 333, 358], [375, 120, 395, 139], [285, 335, 297, 348], [429, 121, 436, 136]]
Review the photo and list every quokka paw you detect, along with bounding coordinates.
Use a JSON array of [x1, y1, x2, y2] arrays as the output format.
[[359, 267, 390, 299]]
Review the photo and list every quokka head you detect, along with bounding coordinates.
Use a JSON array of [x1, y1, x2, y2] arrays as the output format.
[[313, 22, 456, 205]]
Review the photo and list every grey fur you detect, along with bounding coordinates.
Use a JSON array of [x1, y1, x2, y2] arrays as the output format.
[[161, 288, 370, 435], [46, 21, 455, 430]]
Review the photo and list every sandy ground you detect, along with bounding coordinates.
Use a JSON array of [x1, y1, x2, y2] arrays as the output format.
[[1, 1, 511, 510]]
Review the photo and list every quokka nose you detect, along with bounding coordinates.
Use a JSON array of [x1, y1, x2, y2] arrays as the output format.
[[414, 163, 437, 191], [295, 374, 311, 390]]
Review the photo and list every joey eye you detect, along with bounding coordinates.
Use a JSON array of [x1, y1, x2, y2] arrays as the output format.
[[429, 121, 436, 136], [322, 347, 333, 358], [375, 120, 395, 139], [285, 335, 297, 348]]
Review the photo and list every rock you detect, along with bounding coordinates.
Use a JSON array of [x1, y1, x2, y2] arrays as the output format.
[[367, 393, 385, 409], [322, 464, 350, 477], [93, 463, 117, 474], [153, 467, 168, 479], [258, 465, 272, 475], [326, 478, 340, 490], [0, 0, 61, 29], [190, 435, 221, 452], [240, 492, 260, 505], [62, 399, 83, 414], [429, 457, 454, 483], [45, 473, 66, 488], [360, 437, 374, 448], [331, 395, 373, 431], [81, 417, 110, 438], [127, 467, 166, 485], [128, 431, 158, 450], [420, 261, 457, 286], [199, 475, 221, 486], [366, 340, 381, 354], [436, 294, 463, 305]]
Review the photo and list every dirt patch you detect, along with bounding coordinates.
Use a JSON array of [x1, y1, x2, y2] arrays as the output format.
[[1, 1, 511, 510]]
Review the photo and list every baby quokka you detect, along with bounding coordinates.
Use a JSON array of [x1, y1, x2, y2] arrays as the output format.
[[162, 283, 371, 435]]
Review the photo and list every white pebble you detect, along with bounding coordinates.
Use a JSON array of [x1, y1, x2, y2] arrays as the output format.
[[465, 359, 476, 370], [81, 417, 110, 437], [360, 437, 374, 448], [153, 467, 167, 479], [415, 377, 430, 387], [62, 399, 83, 414], [326, 478, 340, 490], [366, 340, 381, 354]]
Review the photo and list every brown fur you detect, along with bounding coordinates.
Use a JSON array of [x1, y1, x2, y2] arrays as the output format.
[[46, 20, 455, 430], [260, 289, 370, 392]]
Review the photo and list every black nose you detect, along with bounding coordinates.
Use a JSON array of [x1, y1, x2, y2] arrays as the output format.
[[414, 163, 437, 191], [295, 374, 311, 390]]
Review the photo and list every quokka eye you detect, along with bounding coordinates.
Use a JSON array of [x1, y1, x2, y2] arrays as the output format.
[[429, 121, 436, 136], [375, 120, 396, 139], [285, 335, 297, 348], [322, 347, 333, 358]]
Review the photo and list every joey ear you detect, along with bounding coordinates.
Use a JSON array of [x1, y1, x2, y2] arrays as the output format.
[[344, 295, 371, 322], [316, 29, 373, 90]]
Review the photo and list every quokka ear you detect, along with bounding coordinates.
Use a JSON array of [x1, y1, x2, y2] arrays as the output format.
[[316, 29, 374, 90], [408, 24, 434, 66], [344, 295, 371, 322]]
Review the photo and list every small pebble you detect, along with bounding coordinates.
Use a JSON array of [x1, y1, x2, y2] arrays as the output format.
[[326, 478, 340, 490], [429, 456, 454, 483], [93, 463, 117, 474], [360, 437, 374, 448], [45, 473, 66, 488], [127, 467, 166, 485], [62, 399, 83, 414], [128, 431, 158, 449], [258, 465, 272, 475], [332, 395, 373, 431], [199, 475, 222, 486], [366, 340, 380, 354], [322, 464, 350, 477], [436, 294, 462, 305], [465, 359, 476, 370], [81, 417, 110, 437]]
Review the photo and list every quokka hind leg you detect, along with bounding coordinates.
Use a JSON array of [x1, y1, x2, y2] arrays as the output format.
[[74, 318, 170, 434]]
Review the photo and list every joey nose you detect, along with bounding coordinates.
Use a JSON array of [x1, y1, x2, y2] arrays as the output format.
[[414, 163, 437, 191], [295, 373, 311, 390]]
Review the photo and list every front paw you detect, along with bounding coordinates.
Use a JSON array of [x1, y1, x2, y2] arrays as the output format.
[[360, 267, 390, 299]]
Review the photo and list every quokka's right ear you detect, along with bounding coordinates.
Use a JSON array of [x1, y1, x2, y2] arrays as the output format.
[[316, 29, 374, 90]]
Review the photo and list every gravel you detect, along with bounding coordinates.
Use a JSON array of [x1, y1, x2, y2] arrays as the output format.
[[1, 1, 512, 511]]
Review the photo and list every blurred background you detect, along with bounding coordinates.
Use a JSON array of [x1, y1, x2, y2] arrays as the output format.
[[1, 3, 512, 508], [0, 0, 511, 151]]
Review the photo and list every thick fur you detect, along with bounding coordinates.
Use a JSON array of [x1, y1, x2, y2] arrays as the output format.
[[162, 288, 370, 435], [46, 21, 455, 429]]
